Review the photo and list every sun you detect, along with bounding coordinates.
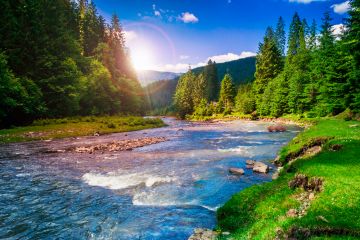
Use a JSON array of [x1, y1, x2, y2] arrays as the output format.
[[129, 44, 155, 71]]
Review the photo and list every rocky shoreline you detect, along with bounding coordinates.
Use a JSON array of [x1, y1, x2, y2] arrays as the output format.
[[71, 137, 167, 153]]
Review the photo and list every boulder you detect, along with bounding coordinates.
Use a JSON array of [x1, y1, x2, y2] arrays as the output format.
[[253, 162, 269, 173], [229, 168, 245, 175]]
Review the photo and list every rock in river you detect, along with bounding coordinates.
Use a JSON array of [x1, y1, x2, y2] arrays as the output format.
[[252, 162, 269, 173], [229, 168, 245, 175]]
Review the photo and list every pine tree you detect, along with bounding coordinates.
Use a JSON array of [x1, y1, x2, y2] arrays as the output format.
[[345, 0, 360, 111], [253, 27, 283, 109], [287, 12, 303, 63], [275, 17, 286, 56], [308, 20, 318, 51], [287, 16, 311, 113], [204, 60, 219, 101], [193, 73, 207, 107], [174, 69, 196, 118], [218, 74, 236, 114], [83, 1, 105, 56]]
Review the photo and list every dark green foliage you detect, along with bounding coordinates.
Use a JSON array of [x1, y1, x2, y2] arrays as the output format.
[[192, 57, 256, 86], [275, 17, 286, 56], [0, 53, 44, 127], [203, 60, 219, 101], [0, 0, 145, 127], [79, 59, 121, 115], [233, 10, 359, 118], [345, 0, 360, 111]]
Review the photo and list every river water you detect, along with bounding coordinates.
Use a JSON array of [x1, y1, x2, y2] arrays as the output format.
[[0, 118, 300, 239]]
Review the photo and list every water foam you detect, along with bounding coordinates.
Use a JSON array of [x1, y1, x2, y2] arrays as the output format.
[[82, 172, 176, 190], [132, 191, 197, 207]]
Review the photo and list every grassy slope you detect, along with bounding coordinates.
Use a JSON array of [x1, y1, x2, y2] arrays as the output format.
[[217, 119, 360, 239], [0, 116, 165, 144]]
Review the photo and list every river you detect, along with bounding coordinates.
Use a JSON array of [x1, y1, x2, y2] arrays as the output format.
[[0, 118, 300, 239]]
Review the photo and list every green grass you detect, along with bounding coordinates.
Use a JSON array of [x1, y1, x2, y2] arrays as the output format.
[[0, 116, 165, 144], [217, 119, 360, 239]]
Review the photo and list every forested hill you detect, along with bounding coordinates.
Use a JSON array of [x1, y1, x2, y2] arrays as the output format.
[[0, 0, 145, 128], [192, 56, 256, 85], [145, 57, 256, 112], [137, 70, 180, 87]]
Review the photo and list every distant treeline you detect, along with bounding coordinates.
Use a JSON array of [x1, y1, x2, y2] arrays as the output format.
[[175, 2, 360, 119], [146, 57, 256, 114], [0, 0, 145, 128]]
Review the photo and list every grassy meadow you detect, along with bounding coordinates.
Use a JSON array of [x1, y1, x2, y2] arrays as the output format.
[[0, 116, 165, 144]]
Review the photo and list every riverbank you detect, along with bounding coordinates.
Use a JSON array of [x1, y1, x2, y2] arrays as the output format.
[[189, 113, 316, 128], [216, 118, 360, 239], [0, 116, 165, 144]]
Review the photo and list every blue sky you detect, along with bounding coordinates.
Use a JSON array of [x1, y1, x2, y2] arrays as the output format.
[[93, 0, 350, 72]]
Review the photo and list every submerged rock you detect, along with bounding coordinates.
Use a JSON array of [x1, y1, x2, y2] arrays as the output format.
[[267, 125, 287, 132], [229, 168, 245, 175], [188, 228, 218, 240]]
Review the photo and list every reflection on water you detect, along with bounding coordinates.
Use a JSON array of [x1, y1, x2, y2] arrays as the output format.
[[0, 118, 300, 239]]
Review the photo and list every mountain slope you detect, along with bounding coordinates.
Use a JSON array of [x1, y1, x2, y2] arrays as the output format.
[[145, 57, 257, 111], [192, 56, 256, 85], [137, 70, 180, 86]]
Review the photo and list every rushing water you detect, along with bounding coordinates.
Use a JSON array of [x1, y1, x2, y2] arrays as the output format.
[[0, 118, 300, 239]]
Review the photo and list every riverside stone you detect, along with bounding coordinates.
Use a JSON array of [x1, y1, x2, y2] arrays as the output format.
[[229, 168, 245, 175], [188, 228, 218, 240], [253, 162, 269, 173]]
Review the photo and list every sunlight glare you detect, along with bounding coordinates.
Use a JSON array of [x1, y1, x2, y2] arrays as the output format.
[[130, 43, 155, 70]]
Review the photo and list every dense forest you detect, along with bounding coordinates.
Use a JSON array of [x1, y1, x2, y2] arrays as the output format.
[[0, 0, 146, 128], [174, 1, 360, 119], [147, 57, 256, 115]]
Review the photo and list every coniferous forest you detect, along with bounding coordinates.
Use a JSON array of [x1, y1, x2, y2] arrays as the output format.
[[0, 0, 145, 128], [174, 2, 360, 120]]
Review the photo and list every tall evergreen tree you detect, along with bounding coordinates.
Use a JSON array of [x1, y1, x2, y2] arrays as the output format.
[[253, 27, 283, 109], [204, 60, 219, 101], [174, 69, 196, 118], [275, 16, 286, 56], [287, 12, 303, 63], [218, 74, 236, 114], [345, 0, 360, 110], [308, 19, 318, 51]]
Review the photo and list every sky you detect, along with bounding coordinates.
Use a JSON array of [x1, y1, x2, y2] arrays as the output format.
[[93, 0, 350, 73]]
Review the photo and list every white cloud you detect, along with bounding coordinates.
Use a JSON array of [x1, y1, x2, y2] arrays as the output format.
[[207, 51, 256, 63], [289, 0, 328, 4], [123, 30, 137, 43], [331, 1, 350, 14], [332, 23, 347, 39], [180, 55, 190, 60], [153, 51, 256, 73], [152, 4, 162, 17], [179, 12, 199, 23]]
